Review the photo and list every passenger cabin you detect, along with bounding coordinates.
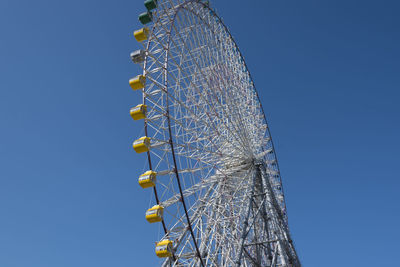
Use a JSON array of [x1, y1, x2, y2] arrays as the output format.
[[129, 75, 146, 90], [133, 136, 150, 153], [139, 11, 152, 25], [145, 205, 164, 223], [155, 239, 173, 258], [134, 27, 149, 42], [144, 0, 157, 11], [130, 104, 147, 120], [130, 49, 146, 63], [138, 170, 156, 188]]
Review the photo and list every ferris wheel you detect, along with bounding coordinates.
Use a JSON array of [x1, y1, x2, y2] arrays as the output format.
[[128, 0, 300, 266]]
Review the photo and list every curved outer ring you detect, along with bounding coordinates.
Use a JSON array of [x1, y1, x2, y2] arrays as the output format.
[[142, 0, 288, 264]]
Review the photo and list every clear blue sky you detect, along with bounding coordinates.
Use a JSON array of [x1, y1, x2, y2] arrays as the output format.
[[1, 0, 399, 266]]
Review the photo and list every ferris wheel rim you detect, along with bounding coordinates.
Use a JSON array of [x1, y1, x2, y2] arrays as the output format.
[[139, 0, 291, 265]]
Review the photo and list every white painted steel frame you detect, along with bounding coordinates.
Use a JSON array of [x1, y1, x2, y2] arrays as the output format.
[[133, 0, 300, 266]]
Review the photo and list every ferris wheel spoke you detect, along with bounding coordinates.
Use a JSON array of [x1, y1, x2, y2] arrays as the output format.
[[144, 55, 251, 158], [149, 140, 246, 166], [160, 167, 242, 208], [199, 169, 257, 262], [193, 168, 255, 253], [157, 174, 213, 206], [183, 52, 254, 153], [162, 23, 253, 150], [160, 185, 217, 266], [165, 74, 250, 160], [167, 27, 252, 153]]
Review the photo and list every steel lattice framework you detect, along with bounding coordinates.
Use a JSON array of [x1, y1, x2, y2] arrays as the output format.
[[131, 0, 300, 266]]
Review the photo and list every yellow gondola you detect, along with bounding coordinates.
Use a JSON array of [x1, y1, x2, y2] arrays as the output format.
[[129, 75, 146, 90], [155, 239, 173, 258], [130, 104, 147, 120], [138, 170, 156, 188], [133, 27, 149, 42], [133, 136, 150, 153], [145, 205, 164, 223]]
